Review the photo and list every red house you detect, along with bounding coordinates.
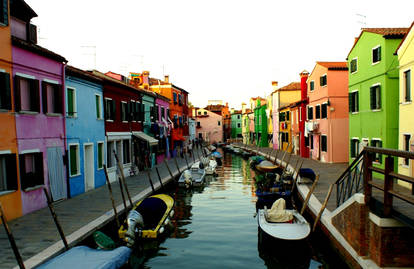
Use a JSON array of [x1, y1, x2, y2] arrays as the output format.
[[299, 70, 310, 158]]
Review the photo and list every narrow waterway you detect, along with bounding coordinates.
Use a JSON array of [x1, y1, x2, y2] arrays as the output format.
[[131, 152, 349, 269]]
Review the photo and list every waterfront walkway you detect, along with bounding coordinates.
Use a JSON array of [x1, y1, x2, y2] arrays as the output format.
[[0, 149, 202, 269]]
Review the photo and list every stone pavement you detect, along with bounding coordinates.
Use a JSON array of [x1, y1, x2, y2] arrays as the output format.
[[0, 149, 203, 269]]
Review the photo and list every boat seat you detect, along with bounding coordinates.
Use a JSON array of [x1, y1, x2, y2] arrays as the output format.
[[136, 197, 167, 230]]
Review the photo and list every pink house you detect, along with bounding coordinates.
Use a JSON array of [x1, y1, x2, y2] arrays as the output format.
[[195, 108, 223, 144], [306, 62, 349, 163]]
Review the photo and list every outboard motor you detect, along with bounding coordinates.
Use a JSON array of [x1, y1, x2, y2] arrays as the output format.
[[199, 162, 205, 169], [183, 170, 193, 188], [125, 210, 144, 247]]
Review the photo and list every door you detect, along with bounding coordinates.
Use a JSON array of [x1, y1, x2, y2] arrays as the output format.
[[84, 144, 94, 192], [47, 147, 67, 201], [315, 135, 320, 160]]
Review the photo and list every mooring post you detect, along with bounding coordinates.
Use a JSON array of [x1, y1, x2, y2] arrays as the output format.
[[300, 174, 320, 215], [0, 203, 25, 269], [184, 153, 190, 169], [174, 157, 181, 174], [104, 165, 120, 228], [192, 149, 196, 163], [291, 160, 304, 193], [117, 175, 127, 211], [155, 167, 165, 191], [114, 151, 133, 208], [147, 171, 155, 192], [43, 188, 69, 250]]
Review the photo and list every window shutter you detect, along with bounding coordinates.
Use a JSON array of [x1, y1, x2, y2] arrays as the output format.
[[370, 87, 375, 110], [34, 153, 43, 186], [1, 0, 8, 26], [56, 85, 63, 114], [19, 155, 26, 189], [111, 100, 116, 121], [103, 99, 107, 119], [348, 93, 353, 112], [68, 89, 74, 116], [33, 79, 40, 112], [350, 140, 355, 157], [378, 46, 381, 62], [14, 76, 21, 112], [355, 92, 359, 112], [42, 82, 48, 113], [0, 72, 10, 110], [377, 86, 381, 109], [5, 154, 17, 190], [141, 103, 145, 122]]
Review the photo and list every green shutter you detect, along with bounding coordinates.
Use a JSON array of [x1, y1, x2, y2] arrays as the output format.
[[1, 0, 8, 26], [98, 144, 103, 168], [355, 92, 359, 112], [377, 86, 381, 109], [378, 46, 381, 61], [95, 95, 100, 118], [370, 87, 375, 110], [67, 89, 74, 116], [111, 100, 116, 121], [69, 146, 78, 176]]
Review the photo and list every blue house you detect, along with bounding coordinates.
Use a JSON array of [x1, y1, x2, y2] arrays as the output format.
[[65, 66, 106, 197]]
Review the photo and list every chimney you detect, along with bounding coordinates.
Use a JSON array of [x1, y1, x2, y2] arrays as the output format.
[[300, 70, 309, 100], [164, 75, 169, 83], [271, 81, 278, 87], [142, 71, 150, 85]]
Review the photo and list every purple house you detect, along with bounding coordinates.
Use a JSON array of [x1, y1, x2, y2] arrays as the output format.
[[11, 1, 67, 214], [155, 93, 171, 164]]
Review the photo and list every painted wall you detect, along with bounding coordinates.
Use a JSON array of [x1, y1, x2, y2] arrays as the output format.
[[255, 102, 268, 147], [307, 63, 349, 163], [348, 32, 402, 167], [279, 107, 292, 151], [12, 46, 65, 215], [0, 2, 22, 221], [142, 93, 155, 135], [231, 113, 242, 138], [397, 25, 414, 183], [65, 75, 106, 197], [196, 108, 223, 144], [155, 97, 170, 163], [272, 91, 279, 149]]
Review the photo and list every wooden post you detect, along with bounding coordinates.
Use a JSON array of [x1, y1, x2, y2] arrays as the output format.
[[273, 150, 279, 165], [114, 151, 133, 209], [383, 156, 394, 217], [155, 167, 164, 191], [43, 188, 69, 250], [268, 149, 274, 160], [291, 160, 304, 193], [363, 151, 373, 206], [164, 159, 174, 179], [0, 203, 25, 269], [313, 183, 334, 231], [184, 153, 190, 169], [147, 171, 155, 192], [300, 174, 320, 215], [192, 149, 196, 163], [174, 157, 181, 174], [118, 175, 127, 211], [104, 165, 120, 228], [281, 151, 293, 175]]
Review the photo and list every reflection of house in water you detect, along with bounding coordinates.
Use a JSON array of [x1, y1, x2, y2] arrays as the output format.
[[169, 190, 193, 239]]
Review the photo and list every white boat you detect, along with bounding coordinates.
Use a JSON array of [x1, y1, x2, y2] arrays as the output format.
[[178, 164, 206, 187], [257, 199, 310, 240], [205, 159, 217, 175]]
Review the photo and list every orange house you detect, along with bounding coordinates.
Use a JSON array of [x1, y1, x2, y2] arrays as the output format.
[[0, 0, 22, 220]]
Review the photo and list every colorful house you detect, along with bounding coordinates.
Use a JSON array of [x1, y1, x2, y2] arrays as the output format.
[[290, 100, 303, 155], [0, 0, 22, 220], [12, 5, 68, 214], [154, 93, 170, 164], [347, 28, 408, 165], [396, 22, 414, 187], [266, 94, 273, 148], [248, 111, 255, 144], [205, 101, 231, 142], [306, 62, 349, 163], [279, 105, 292, 151], [230, 109, 242, 139], [299, 71, 310, 158], [65, 66, 106, 197], [254, 98, 268, 147], [272, 82, 301, 150], [195, 108, 223, 144], [241, 103, 251, 144]]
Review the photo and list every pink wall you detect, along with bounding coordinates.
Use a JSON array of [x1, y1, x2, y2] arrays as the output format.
[[13, 46, 66, 214], [196, 110, 223, 144], [307, 63, 349, 163]]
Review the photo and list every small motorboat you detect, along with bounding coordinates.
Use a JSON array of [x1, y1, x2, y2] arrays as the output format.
[[211, 151, 223, 166], [249, 155, 265, 169], [256, 160, 280, 173], [119, 194, 174, 245], [178, 162, 206, 187], [37, 245, 132, 269], [205, 159, 217, 175], [257, 198, 310, 240], [241, 151, 253, 159]]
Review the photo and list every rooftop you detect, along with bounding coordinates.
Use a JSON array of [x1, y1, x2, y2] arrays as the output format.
[[317, 61, 348, 70]]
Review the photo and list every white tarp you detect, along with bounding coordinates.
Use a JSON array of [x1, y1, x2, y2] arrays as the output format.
[[266, 198, 293, 223], [133, 131, 158, 146]]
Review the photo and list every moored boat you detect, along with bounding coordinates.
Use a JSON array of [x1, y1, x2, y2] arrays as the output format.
[[256, 160, 280, 173], [178, 163, 206, 187]]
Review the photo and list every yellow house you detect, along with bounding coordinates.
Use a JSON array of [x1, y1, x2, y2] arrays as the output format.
[[396, 22, 414, 187], [279, 105, 292, 152]]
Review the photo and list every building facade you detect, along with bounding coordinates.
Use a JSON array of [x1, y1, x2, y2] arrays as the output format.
[[195, 108, 223, 144], [230, 109, 242, 139]]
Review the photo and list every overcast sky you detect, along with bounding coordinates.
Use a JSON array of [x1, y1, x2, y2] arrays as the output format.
[[26, 0, 413, 109]]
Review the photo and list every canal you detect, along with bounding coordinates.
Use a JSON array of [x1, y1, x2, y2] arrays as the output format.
[[129, 151, 349, 269]]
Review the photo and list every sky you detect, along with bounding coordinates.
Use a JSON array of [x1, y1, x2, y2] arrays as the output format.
[[26, 0, 414, 109]]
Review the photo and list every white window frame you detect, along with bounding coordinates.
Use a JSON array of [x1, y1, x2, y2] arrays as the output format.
[[372, 45, 381, 65], [104, 97, 114, 122], [68, 143, 81, 177], [121, 101, 128, 123], [371, 83, 381, 111], [403, 68, 412, 104], [97, 141, 104, 170], [371, 138, 382, 164], [350, 57, 358, 74], [95, 94, 103, 120], [320, 74, 327, 87], [309, 80, 315, 92], [350, 89, 359, 114]]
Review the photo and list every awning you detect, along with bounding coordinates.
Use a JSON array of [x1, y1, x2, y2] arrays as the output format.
[[132, 131, 158, 146]]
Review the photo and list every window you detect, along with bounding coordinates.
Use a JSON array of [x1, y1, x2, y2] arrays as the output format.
[[305, 136, 309, 147], [42, 81, 62, 114], [203, 111, 207, 115], [161, 107, 165, 120], [310, 134, 314, 149], [315, 105, 321, 119], [321, 135, 327, 152], [350, 139, 360, 158], [372, 46, 381, 64], [121, 102, 128, 122], [66, 87, 76, 117], [122, 140, 130, 164], [237, 123, 241, 128], [198, 111, 201, 115], [0, 0, 9, 25], [0, 72, 11, 110], [104, 98, 116, 121], [178, 94, 182, 106], [97, 142, 104, 169], [0, 154, 17, 192], [320, 74, 327, 87], [95, 94, 102, 119], [404, 70, 411, 102], [321, 103, 327, 119], [173, 92, 177, 104], [299, 107, 302, 122], [370, 84, 381, 110], [15, 75, 40, 112], [237, 115, 241, 120], [218, 120, 221, 126], [349, 91, 359, 113], [350, 58, 357, 73], [371, 139, 382, 164], [310, 81, 315, 91], [107, 141, 115, 168], [307, 106, 313, 120], [286, 111, 290, 121], [69, 144, 80, 176], [404, 134, 411, 166], [279, 112, 285, 122], [19, 152, 43, 190], [197, 121, 201, 128]]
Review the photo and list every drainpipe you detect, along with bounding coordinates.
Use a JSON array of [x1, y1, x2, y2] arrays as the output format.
[[62, 62, 71, 198]]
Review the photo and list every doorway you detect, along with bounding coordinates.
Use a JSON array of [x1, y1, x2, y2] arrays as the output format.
[[84, 143, 94, 192], [47, 147, 67, 201]]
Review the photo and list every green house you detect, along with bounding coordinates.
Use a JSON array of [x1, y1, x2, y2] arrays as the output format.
[[254, 99, 268, 147], [231, 110, 242, 139], [347, 28, 408, 166]]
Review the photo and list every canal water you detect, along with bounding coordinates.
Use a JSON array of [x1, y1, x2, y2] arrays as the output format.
[[130, 152, 349, 269]]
